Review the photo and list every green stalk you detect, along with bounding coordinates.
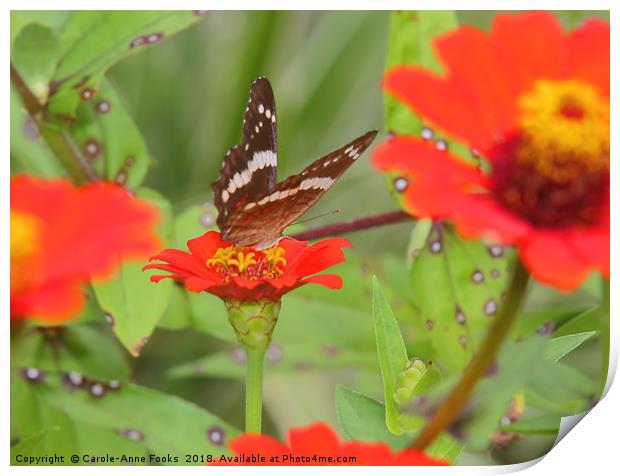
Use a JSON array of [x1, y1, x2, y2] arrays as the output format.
[[225, 299, 280, 434], [10, 64, 98, 183], [245, 347, 266, 433], [413, 260, 530, 450]]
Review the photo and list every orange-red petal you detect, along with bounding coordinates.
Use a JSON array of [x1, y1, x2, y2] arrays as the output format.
[[385, 67, 491, 149], [10, 279, 84, 323], [11, 175, 159, 322], [219, 422, 448, 466], [145, 233, 350, 302], [434, 26, 518, 135], [491, 11, 567, 93], [567, 18, 610, 95]]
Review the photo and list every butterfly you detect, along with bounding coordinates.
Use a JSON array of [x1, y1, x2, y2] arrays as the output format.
[[212, 76, 377, 250]]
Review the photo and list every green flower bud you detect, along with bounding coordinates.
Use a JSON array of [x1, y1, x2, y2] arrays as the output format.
[[225, 298, 281, 350], [392, 358, 440, 433], [393, 358, 428, 409]]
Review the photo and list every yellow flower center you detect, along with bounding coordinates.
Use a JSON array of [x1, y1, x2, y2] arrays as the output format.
[[206, 244, 287, 280], [11, 211, 40, 263], [11, 211, 40, 293], [490, 79, 609, 229], [516, 79, 609, 182]]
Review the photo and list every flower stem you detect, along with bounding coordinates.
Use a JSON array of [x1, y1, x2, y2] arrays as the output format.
[[599, 278, 610, 395], [290, 210, 412, 241], [412, 260, 530, 450], [245, 347, 266, 433]]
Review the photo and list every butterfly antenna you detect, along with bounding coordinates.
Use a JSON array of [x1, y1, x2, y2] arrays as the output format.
[[292, 209, 341, 226]]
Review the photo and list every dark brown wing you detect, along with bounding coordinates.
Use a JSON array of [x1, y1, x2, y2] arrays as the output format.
[[211, 76, 278, 231], [223, 130, 378, 249]]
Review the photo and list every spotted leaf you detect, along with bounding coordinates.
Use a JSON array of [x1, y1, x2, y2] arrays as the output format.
[[11, 372, 238, 465], [408, 221, 512, 372], [46, 11, 205, 120], [69, 78, 149, 188]]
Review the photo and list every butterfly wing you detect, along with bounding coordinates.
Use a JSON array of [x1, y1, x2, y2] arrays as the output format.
[[212, 76, 278, 232], [222, 130, 378, 249]]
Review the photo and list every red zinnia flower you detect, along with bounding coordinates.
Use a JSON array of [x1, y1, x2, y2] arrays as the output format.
[[144, 231, 350, 302], [374, 12, 609, 290], [11, 175, 159, 322], [217, 422, 448, 466]]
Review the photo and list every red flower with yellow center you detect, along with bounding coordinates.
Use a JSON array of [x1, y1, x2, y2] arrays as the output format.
[[217, 422, 448, 466], [144, 231, 350, 302], [374, 12, 609, 289], [11, 175, 159, 322]]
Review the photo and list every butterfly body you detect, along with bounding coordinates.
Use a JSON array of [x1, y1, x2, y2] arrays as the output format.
[[212, 77, 377, 249]]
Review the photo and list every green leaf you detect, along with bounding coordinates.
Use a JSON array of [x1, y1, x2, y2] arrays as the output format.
[[409, 223, 511, 371], [513, 307, 584, 339], [546, 332, 597, 362], [10, 11, 70, 47], [174, 204, 217, 249], [157, 284, 194, 330], [384, 11, 458, 135], [11, 324, 131, 381], [48, 11, 205, 120], [11, 376, 78, 462], [500, 414, 562, 435], [526, 360, 597, 414], [554, 306, 599, 337], [10, 85, 64, 177], [11, 372, 238, 465], [371, 276, 409, 435], [11, 23, 60, 103], [93, 188, 173, 355], [69, 78, 150, 188], [335, 385, 410, 450], [334, 385, 463, 463]]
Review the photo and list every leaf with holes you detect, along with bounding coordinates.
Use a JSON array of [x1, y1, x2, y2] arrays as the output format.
[[69, 78, 150, 188], [92, 188, 173, 355], [408, 222, 512, 372], [47, 11, 207, 120], [371, 276, 409, 435], [513, 307, 588, 339], [11, 323, 130, 381], [11, 372, 237, 465], [382, 11, 473, 201]]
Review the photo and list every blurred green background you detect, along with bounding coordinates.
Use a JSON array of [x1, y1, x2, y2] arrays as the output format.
[[11, 10, 608, 466]]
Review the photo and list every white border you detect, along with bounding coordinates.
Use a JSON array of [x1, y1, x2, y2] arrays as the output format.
[[4, 3, 617, 475]]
